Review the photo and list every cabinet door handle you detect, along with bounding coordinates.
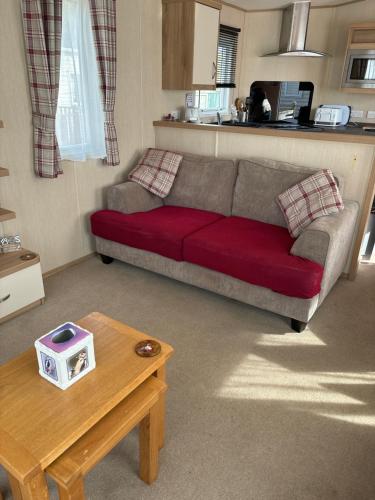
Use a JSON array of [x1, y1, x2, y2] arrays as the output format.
[[0, 293, 10, 303], [212, 61, 217, 81]]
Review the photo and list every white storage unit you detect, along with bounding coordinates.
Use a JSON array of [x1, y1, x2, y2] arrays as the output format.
[[0, 121, 45, 322], [0, 262, 45, 320]]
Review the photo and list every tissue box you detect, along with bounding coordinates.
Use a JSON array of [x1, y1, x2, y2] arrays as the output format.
[[35, 322, 96, 390]]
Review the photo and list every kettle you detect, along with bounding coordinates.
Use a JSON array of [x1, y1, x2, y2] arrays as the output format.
[[184, 107, 200, 123]]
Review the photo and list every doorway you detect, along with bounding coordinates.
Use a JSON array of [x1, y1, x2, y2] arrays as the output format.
[[361, 195, 375, 262]]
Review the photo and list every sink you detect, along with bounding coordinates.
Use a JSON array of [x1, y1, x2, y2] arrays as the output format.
[[208, 121, 323, 131], [222, 121, 323, 131]]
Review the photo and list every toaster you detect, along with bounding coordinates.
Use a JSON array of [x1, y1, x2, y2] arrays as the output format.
[[314, 105, 351, 127]]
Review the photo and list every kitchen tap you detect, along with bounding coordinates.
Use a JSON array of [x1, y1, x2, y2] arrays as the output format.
[[217, 112, 222, 125]]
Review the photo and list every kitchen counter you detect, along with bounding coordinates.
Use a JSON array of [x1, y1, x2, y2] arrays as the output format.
[[154, 119, 375, 280], [153, 120, 375, 145]]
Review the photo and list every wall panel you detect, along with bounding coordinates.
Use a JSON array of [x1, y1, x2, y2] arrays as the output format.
[[0, 0, 162, 273]]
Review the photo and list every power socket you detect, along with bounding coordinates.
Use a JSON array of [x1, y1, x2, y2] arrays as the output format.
[[351, 110, 364, 119]]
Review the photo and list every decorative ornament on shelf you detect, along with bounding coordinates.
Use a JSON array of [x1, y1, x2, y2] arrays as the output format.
[[0, 235, 21, 253]]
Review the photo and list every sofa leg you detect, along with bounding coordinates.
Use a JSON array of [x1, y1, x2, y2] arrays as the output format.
[[100, 254, 114, 265], [291, 318, 307, 333]]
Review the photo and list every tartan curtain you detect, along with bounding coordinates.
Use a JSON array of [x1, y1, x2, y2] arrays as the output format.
[[22, 0, 63, 178], [89, 0, 120, 166]]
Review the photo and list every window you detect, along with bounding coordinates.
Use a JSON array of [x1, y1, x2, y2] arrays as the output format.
[[216, 24, 240, 88], [195, 24, 240, 115], [194, 88, 230, 115], [56, 0, 105, 161]]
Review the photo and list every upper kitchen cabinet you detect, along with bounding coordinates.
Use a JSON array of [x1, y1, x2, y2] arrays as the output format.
[[341, 23, 375, 94], [162, 0, 221, 90]]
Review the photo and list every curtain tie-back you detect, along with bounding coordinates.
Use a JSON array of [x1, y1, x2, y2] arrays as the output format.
[[32, 113, 56, 132], [104, 110, 115, 124]]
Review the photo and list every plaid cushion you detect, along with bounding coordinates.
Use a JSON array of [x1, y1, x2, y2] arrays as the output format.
[[128, 149, 183, 198], [277, 169, 344, 238]]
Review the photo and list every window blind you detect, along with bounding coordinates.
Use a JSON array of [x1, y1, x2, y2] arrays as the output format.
[[216, 24, 241, 88]]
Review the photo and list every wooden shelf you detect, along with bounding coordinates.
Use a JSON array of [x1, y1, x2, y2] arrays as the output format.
[[341, 87, 375, 95], [349, 43, 375, 49], [0, 208, 16, 222], [0, 167, 9, 177], [0, 249, 40, 280]]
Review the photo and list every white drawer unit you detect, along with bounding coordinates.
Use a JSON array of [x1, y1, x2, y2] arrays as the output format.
[[0, 262, 45, 321], [0, 130, 45, 322]]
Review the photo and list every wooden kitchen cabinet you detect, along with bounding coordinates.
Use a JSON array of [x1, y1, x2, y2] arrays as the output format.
[[162, 0, 221, 90], [341, 23, 375, 94]]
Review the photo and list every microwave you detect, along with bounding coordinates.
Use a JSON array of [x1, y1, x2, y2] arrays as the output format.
[[342, 49, 375, 89]]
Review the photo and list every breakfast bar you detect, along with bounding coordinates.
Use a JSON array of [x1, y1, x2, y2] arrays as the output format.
[[154, 120, 375, 279]]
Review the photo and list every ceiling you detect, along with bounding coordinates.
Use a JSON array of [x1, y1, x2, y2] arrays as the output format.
[[223, 0, 363, 10]]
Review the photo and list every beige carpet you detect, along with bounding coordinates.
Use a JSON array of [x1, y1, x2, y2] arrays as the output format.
[[1, 256, 375, 500]]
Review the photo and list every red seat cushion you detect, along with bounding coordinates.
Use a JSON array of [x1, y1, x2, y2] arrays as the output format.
[[183, 216, 324, 299], [91, 206, 224, 261]]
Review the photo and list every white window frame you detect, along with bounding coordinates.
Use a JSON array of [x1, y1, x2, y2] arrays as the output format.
[[194, 88, 232, 116], [56, 0, 106, 162]]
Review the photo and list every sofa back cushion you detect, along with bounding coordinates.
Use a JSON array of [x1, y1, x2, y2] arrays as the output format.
[[232, 158, 344, 227], [164, 153, 237, 216]]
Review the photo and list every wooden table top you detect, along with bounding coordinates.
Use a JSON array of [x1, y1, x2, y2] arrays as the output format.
[[0, 312, 173, 483]]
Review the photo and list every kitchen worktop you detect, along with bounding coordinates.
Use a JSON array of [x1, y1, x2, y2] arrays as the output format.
[[154, 118, 375, 282], [153, 120, 375, 145]]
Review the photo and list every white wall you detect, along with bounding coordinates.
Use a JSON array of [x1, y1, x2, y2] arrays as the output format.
[[161, 1, 375, 120], [238, 7, 334, 111], [0, 0, 167, 273], [155, 125, 375, 273], [0, 0, 374, 274], [322, 0, 375, 120]]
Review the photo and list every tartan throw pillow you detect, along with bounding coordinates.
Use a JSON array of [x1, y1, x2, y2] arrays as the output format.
[[277, 169, 344, 238], [128, 148, 183, 198]]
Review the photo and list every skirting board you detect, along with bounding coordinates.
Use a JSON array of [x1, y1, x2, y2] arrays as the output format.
[[0, 298, 45, 325], [42, 253, 95, 279]]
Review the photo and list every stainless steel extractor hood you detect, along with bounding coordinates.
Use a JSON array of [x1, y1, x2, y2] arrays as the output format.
[[263, 1, 328, 57]]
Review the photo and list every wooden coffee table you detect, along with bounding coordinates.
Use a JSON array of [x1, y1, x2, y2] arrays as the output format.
[[0, 312, 173, 499]]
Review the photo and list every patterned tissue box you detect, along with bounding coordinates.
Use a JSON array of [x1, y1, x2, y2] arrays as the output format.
[[35, 322, 96, 390]]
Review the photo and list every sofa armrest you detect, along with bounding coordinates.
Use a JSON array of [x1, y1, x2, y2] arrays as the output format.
[[291, 200, 359, 302], [108, 182, 163, 214]]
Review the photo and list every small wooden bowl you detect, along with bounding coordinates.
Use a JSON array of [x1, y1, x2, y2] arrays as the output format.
[[135, 340, 161, 357], [20, 252, 37, 261]]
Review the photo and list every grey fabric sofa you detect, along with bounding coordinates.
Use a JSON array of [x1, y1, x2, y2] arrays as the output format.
[[92, 153, 359, 331]]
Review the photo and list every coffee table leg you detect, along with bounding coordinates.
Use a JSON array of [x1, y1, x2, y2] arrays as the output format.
[[8, 472, 49, 500], [7, 472, 23, 500], [56, 477, 85, 500], [154, 366, 166, 449], [8, 471, 49, 500], [139, 405, 159, 484]]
